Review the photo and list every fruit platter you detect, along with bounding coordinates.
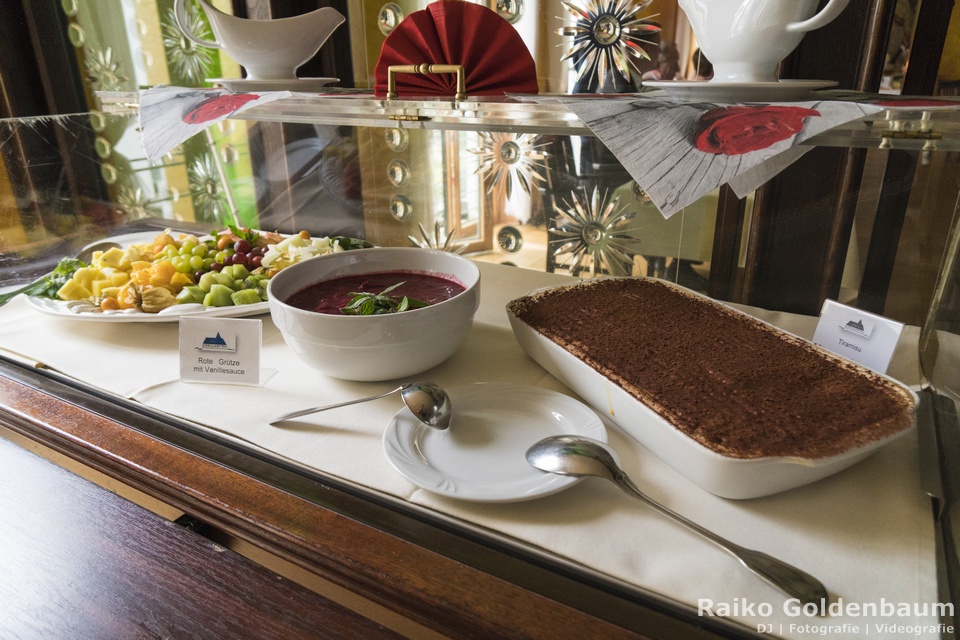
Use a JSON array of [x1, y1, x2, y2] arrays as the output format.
[[22, 226, 371, 323]]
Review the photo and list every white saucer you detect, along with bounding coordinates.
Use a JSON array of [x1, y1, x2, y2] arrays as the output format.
[[206, 77, 339, 92], [382, 383, 607, 502], [642, 79, 837, 103]]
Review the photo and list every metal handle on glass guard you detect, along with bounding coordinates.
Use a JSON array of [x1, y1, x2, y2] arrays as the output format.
[[387, 64, 466, 101]]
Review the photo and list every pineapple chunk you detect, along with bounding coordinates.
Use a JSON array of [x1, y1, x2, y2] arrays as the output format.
[[57, 279, 93, 301], [72, 267, 105, 291], [123, 246, 144, 263], [95, 247, 127, 269], [91, 278, 115, 297]]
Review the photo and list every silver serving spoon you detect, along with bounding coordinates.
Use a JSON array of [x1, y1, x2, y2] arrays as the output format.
[[270, 381, 452, 430], [525, 435, 828, 606], [0, 239, 123, 308]]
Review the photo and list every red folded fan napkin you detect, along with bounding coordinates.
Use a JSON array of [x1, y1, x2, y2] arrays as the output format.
[[374, 0, 538, 98]]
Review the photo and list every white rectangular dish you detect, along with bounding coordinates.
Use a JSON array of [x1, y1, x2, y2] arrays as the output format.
[[507, 278, 918, 499]]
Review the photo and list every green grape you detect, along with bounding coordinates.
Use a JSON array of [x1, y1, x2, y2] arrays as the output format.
[[202, 257, 215, 269], [181, 240, 197, 254], [192, 245, 207, 257], [189, 255, 204, 270]]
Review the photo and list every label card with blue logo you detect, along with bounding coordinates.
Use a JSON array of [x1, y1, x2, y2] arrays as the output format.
[[812, 299, 904, 374], [179, 316, 269, 386]]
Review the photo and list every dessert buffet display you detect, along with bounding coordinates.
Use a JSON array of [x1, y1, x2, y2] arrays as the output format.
[[0, 255, 939, 636], [507, 278, 918, 498], [2, 0, 954, 634]]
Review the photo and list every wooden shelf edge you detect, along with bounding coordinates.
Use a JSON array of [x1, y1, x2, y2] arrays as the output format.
[[0, 368, 670, 640]]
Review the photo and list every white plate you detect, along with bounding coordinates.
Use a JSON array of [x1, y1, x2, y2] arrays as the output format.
[[27, 296, 269, 323], [507, 280, 918, 499], [206, 77, 339, 92], [382, 382, 607, 502], [642, 79, 837, 103], [25, 231, 269, 323]]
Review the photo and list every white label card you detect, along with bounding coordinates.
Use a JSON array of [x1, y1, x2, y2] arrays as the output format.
[[179, 316, 264, 386], [812, 299, 904, 374]]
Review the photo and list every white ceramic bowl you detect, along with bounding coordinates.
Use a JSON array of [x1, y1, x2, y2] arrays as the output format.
[[268, 247, 480, 381]]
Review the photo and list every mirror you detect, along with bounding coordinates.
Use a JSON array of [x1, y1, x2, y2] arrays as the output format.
[[349, 0, 678, 92]]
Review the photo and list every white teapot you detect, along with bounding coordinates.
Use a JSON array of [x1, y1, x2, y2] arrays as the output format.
[[678, 0, 852, 83], [174, 0, 344, 81]]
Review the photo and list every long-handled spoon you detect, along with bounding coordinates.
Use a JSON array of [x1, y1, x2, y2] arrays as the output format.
[[0, 239, 123, 308], [525, 435, 828, 606], [270, 381, 452, 430]]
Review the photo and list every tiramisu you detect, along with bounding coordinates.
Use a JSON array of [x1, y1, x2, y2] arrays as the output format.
[[507, 278, 915, 459]]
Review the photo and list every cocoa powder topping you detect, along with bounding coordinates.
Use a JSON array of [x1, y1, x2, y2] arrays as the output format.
[[508, 279, 914, 459]]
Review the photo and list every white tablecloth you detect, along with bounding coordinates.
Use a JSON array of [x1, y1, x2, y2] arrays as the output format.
[[0, 263, 941, 639]]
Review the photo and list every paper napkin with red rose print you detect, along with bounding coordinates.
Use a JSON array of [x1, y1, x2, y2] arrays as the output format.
[[139, 85, 291, 162], [552, 96, 885, 218]]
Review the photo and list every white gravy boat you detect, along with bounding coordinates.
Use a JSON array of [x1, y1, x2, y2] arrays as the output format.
[[678, 0, 852, 83], [174, 0, 345, 80]]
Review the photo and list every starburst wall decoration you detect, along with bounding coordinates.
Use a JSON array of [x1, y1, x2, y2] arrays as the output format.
[[408, 221, 467, 254], [116, 186, 158, 220], [162, 7, 215, 84], [469, 132, 549, 200], [188, 153, 230, 221], [556, 0, 660, 88], [550, 187, 638, 277], [85, 47, 128, 92]]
